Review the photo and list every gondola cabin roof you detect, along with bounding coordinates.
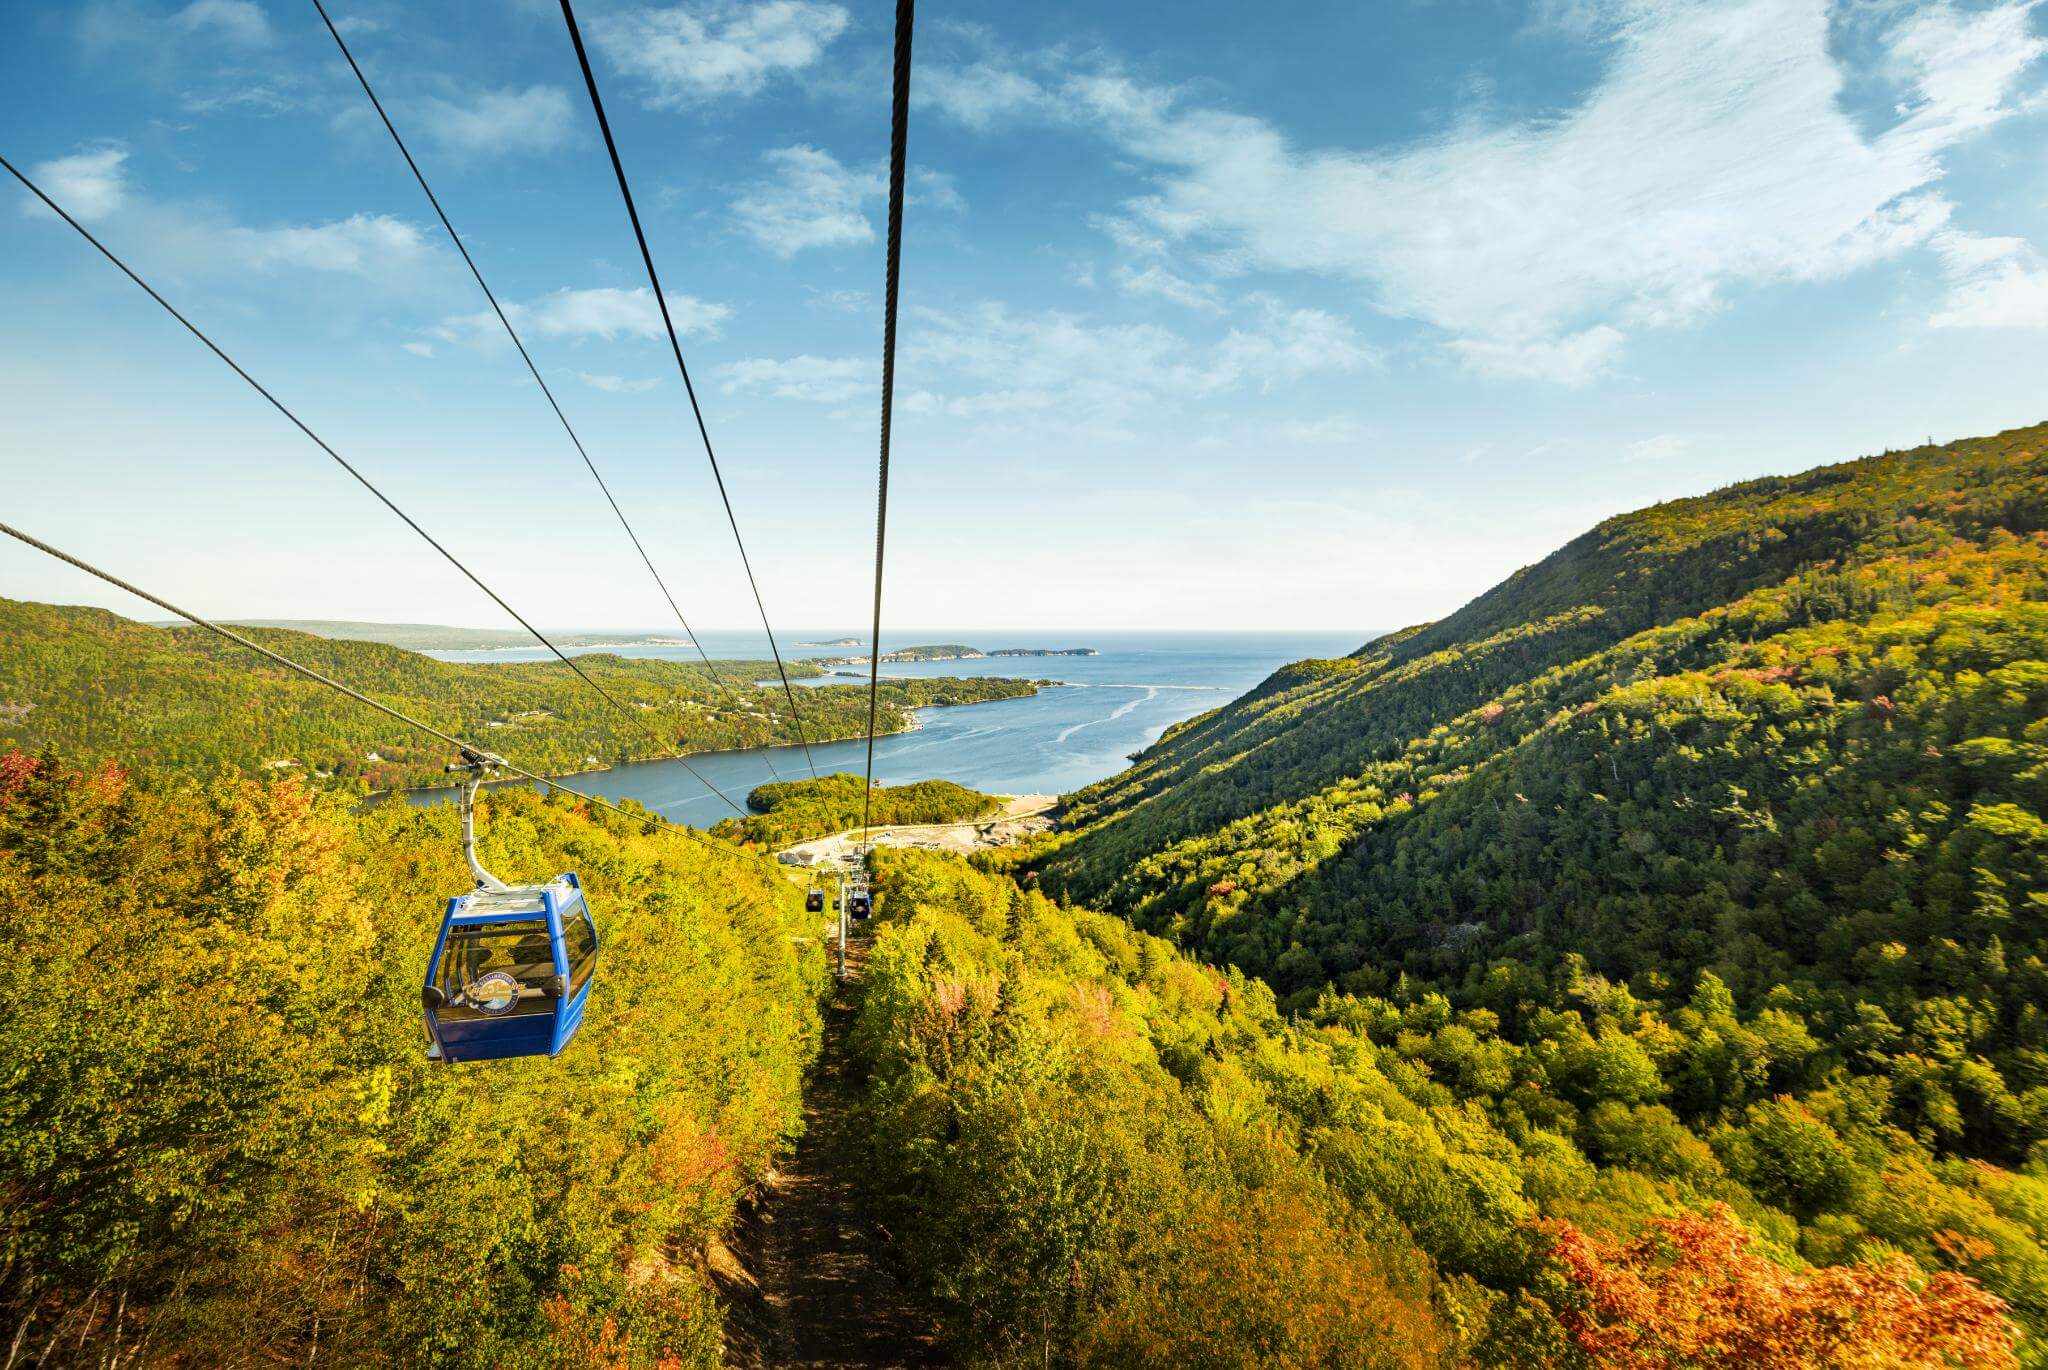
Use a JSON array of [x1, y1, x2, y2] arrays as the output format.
[[449, 878, 579, 922]]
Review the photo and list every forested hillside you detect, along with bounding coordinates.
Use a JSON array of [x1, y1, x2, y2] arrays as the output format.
[[0, 750, 826, 1364], [712, 772, 1001, 849], [0, 600, 1036, 791], [1044, 425, 2045, 995], [1014, 421, 2048, 1358], [852, 849, 2018, 1366]]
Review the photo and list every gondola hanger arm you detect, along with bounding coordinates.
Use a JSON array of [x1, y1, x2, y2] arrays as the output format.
[[448, 752, 511, 893]]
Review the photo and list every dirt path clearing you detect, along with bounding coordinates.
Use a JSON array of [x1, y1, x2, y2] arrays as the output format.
[[779, 794, 1056, 871], [720, 942, 943, 1368]]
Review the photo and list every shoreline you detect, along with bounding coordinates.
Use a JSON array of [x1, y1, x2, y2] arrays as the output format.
[[368, 689, 1014, 801]]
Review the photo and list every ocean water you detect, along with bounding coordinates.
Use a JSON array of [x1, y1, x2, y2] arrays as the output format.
[[414, 630, 1369, 827]]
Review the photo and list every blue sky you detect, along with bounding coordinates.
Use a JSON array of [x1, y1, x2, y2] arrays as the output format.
[[3, 0, 2046, 634]]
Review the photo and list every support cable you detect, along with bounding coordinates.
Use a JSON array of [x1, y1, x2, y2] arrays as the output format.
[[0, 154, 745, 817], [308, 0, 785, 784], [860, 0, 917, 855], [0, 519, 753, 856], [558, 0, 820, 780]]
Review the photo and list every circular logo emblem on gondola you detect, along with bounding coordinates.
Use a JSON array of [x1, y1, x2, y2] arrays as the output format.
[[466, 970, 523, 1016]]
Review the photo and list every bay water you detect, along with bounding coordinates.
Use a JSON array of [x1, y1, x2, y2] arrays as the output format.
[[413, 629, 1369, 827]]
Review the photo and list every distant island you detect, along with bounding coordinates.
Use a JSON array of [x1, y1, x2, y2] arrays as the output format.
[[795, 637, 864, 648], [810, 643, 1098, 666]]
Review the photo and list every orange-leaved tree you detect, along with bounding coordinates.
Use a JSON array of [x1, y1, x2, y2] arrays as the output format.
[[1539, 1204, 2019, 1369]]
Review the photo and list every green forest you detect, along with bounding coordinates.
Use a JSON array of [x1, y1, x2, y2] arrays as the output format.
[[1010, 421, 2048, 1359], [0, 599, 1036, 791], [712, 773, 1001, 849], [851, 847, 2017, 1366]]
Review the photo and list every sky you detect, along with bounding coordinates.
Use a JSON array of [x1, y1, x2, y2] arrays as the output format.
[[2, 0, 2046, 635]]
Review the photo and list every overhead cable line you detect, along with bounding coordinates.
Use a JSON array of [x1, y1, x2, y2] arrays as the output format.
[[308, 0, 785, 786], [1, 155, 744, 816], [0, 519, 752, 857], [861, 0, 917, 853], [558, 0, 820, 781]]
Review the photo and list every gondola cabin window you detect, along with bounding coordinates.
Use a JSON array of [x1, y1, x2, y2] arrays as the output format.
[[563, 904, 598, 996], [433, 918, 557, 1020]]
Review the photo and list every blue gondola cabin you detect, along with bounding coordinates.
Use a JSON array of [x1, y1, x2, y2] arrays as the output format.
[[422, 873, 598, 1063]]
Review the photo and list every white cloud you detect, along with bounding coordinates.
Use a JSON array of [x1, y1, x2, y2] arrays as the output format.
[[18, 150, 446, 294], [912, 168, 967, 214], [1215, 303, 1378, 386], [78, 0, 274, 58], [716, 354, 870, 403], [233, 214, 433, 275], [406, 86, 575, 158], [1114, 264, 1221, 311], [172, 0, 272, 47], [1929, 230, 2048, 328], [807, 287, 870, 312], [24, 144, 130, 221], [1448, 325, 1627, 386], [439, 287, 730, 345], [182, 84, 296, 116], [590, 1, 849, 106], [1883, 1, 2047, 152], [401, 341, 434, 358], [908, 304, 1218, 418], [923, 0, 2048, 382], [730, 145, 881, 255], [1091, 213, 1170, 258], [915, 59, 1051, 129], [578, 372, 661, 393], [828, 297, 1378, 435]]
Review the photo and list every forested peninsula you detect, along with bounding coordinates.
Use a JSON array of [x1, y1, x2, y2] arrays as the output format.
[[0, 600, 1037, 791], [712, 773, 1001, 849]]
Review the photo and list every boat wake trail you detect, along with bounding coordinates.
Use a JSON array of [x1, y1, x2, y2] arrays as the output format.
[[1108, 687, 1159, 720], [1055, 686, 1161, 744]]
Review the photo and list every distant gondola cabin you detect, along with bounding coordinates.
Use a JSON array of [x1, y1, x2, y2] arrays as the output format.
[[423, 874, 598, 1063]]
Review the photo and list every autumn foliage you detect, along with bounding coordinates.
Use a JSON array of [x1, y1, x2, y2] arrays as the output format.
[[0, 750, 826, 1366], [1541, 1204, 2019, 1369]]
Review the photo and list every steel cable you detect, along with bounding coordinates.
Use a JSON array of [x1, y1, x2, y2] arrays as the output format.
[[308, 0, 786, 785], [860, 0, 917, 854], [1, 154, 745, 815], [559, 0, 821, 780]]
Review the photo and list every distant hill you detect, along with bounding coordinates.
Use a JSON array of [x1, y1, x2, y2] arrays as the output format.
[[811, 643, 1098, 665], [150, 619, 700, 652]]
